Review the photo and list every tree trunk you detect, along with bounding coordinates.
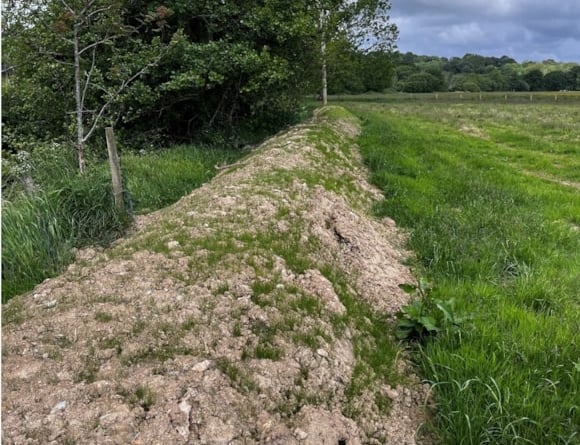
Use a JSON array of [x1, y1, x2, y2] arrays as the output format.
[[320, 9, 328, 106], [321, 40, 328, 105], [73, 24, 86, 174]]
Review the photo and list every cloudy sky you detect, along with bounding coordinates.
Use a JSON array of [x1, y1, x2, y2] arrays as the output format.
[[389, 0, 580, 62]]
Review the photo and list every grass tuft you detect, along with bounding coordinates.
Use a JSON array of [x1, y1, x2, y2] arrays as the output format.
[[2, 169, 130, 302]]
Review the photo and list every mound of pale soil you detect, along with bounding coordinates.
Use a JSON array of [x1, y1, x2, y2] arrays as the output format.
[[2, 107, 431, 445]]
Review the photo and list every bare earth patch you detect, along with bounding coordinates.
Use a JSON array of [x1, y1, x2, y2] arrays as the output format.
[[522, 169, 580, 190], [458, 124, 488, 139], [2, 107, 431, 445]]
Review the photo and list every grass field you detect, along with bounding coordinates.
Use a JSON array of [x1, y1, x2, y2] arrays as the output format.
[[341, 97, 579, 444], [330, 90, 580, 104], [123, 145, 243, 214]]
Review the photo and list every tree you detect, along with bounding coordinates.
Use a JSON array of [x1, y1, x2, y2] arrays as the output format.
[[460, 54, 487, 73], [484, 68, 510, 91], [119, 0, 319, 138], [568, 66, 580, 90], [402, 72, 442, 93], [3, 0, 321, 164], [524, 69, 544, 91], [500, 64, 529, 91], [326, 37, 364, 94], [3, 0, 165, 173], [323, 41, 395, 94], [316, 0, 398, 104], [395, 64, 419, 83], [450, 73, 485, 92], [390, 51, 576, 94], [498, 55, 517, 66], [361, 50, 395, 92], [543, 70, 569, 91]]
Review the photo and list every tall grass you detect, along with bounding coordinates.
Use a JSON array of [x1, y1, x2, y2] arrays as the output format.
[[123, 145, 243, 214], [2, 193, 71, 299], [350, 103, 580, 444], [2, 169, 130, 302], [2, 144, 245, 302]]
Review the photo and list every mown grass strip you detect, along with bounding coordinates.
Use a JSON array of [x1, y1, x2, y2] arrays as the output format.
[[350, 103, 579, 444]]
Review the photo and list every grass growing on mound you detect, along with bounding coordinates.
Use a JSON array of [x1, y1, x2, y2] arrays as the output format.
[[349, 102, 580, 444]]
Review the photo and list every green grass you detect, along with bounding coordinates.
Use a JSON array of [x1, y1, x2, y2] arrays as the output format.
[[2, 144, 243, 303], [121, 343, 195, 366], [94, 311, 114, 322], [290, 294, 324, 316], [320, 265, 404, 417], [329, 90, 580, 104], [114, 384, 156, 411], [1, 169, 130, 302], [216, 357, 260, 394], [130, 385, 156, 411], [346, 101, 580, 444], [123, 145, 244, 214]]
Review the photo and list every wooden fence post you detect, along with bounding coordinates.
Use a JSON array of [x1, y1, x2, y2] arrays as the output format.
[[105, 127, 124, 211]]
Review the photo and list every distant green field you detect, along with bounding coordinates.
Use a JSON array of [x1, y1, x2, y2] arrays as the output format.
[[330, 90, 580, 104], [343, 99, 580, 444]]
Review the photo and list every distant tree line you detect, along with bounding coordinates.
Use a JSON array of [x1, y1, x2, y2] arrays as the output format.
[[394, 53, 580, 93], [327, 51, 580, 95]]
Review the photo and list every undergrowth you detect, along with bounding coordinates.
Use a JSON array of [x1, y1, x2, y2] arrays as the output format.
[[1, 144, 244, 303], [2, 169, 130, 301]]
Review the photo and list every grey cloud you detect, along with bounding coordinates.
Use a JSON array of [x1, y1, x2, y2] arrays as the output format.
[[390, 0, 580, 61]]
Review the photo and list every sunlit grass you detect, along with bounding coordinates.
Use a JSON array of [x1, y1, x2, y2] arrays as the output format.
[[347, 101, 580, 444]]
